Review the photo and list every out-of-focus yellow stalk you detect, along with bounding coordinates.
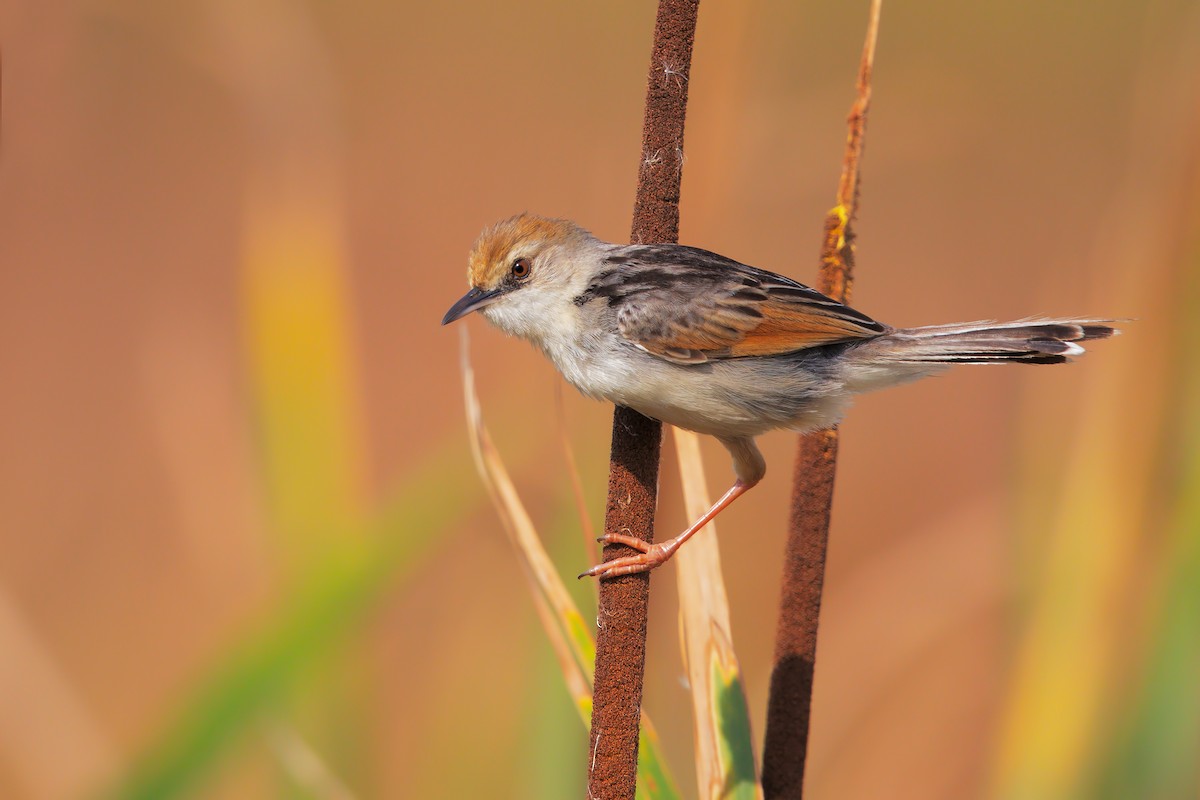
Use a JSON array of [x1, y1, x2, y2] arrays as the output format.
[[992, 29, 1199, 792], [205, 0, 365, 568], [242, 190, 365, 561], [993, 358, 1148, 799], [215, 3, 371, 794]]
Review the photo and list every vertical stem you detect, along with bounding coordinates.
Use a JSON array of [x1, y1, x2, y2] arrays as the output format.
[[586, 1, 700, 798], [588, 409, 663, 799], [761, 2, 882, 797], [761, 430, 839, 798]]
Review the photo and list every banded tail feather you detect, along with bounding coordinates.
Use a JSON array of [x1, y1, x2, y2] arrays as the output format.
[[878, 319, 1118, 365]]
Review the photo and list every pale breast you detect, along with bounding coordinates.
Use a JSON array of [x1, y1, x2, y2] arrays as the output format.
[[545, 323, 854, 438]]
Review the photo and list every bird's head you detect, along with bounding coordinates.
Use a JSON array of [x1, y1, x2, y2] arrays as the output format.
[[442, 213, 597, 343]]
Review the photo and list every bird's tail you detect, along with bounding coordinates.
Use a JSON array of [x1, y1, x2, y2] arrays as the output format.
[[843, 318, 1119, 393], [882, 319, 1117, 364]]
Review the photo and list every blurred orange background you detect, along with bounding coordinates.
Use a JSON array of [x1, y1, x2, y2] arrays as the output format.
[[1, 1, 1197, 798]]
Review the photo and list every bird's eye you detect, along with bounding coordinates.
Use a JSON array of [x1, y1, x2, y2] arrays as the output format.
[[511, 257, 531, 280]]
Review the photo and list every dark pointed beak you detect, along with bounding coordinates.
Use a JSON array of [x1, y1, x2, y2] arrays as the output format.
[[442, 286, 503, 325]]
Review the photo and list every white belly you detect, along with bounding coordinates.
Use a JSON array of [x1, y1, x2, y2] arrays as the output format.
[[543, 335, 852, 438]]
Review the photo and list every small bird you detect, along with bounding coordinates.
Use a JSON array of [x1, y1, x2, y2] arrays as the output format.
[[443, 213, 1117, 579]]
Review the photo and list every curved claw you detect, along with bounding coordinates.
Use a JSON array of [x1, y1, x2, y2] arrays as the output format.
[[596, 532, 652, 552], [578, 541, 675, 580]]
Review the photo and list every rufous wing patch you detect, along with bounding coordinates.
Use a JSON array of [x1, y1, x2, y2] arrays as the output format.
[[616, 297, 756, 363], [726, 299, 880, 357], [619, 290, 881, 363]]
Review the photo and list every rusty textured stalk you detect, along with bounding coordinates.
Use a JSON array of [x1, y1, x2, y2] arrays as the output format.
[[762, 2, 882, 797], [585, 1, 700, 798]]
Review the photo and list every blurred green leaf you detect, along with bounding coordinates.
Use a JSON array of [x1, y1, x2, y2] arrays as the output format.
[[712, 659, 758, 800], [636, 717, 681, 800], [1093, 529, 1200, 800], [98, 444, 476, 800], [520, 640, 585, 798]]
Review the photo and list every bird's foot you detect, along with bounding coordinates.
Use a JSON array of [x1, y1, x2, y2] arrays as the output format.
[[577, 533, 679, 580]]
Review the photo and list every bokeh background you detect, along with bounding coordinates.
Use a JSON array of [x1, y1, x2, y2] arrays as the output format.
[[2, 1, 1198, 798]]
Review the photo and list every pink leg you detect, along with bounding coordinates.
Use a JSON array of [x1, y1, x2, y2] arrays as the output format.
[[579, 479, 755, 580]]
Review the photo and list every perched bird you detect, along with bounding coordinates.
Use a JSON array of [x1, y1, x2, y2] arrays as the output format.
[[443, 213, 1116, 579]]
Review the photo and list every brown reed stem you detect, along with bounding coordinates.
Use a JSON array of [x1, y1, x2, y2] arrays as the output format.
[[762, 2, 882, 797], [585, 1, 700, 798]]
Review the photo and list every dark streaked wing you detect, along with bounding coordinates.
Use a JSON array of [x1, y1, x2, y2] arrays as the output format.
[[580, 244, 886, 364]]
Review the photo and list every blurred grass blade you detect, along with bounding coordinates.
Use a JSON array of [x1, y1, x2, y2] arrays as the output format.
[[216, 0, 366, 570], [994, 377, 1138, 798], [636, 720, 679, 800], [993, 33, 1200, 796], [1092, 425, 1200, 799], [1089, 235, 1200, 800], [461, 331, 596, 684], [263, 720, 357, 800], [242, 193, 365, 567], [460, 331, 680, 800], [98, 442, 474, 800], [672, 428, 762, 800], [0, 588, 113, 799], [556, 381, 600, 565], [214, 3, 379, 790], [633, 718, 678, 799]]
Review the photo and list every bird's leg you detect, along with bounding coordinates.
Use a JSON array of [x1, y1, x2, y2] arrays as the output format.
[[579, 435, 766, 580], [579, 478, 757, 579]]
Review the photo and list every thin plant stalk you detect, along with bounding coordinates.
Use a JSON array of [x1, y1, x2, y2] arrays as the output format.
[[762, 2, 882, 797], [461, 333, 681, 798], [587, 0, 700, 797], [673, 428, 762, 799]]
